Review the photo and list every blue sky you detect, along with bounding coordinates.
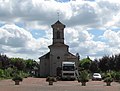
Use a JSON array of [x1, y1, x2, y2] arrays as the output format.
[[0, 0, 120, 61], [55, 0, 70, 2]]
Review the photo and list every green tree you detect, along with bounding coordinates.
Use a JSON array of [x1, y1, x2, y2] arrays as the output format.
[[108, 55, 115, 71], [25, 59, 39, 76], [0, 54, 10, 69], [79, 57, 92, 70], [98, 56, 110, 72], [89, 59, 99, 73], [10, 58, 26, 71], [114, 54, 120, 71]]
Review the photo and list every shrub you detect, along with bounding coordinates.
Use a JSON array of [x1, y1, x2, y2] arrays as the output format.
[[104, 77, 113, 82], [108, 71, 116, 79], [4, 68, 14, 78], [19, 71, 29, 78], [78, 70, 89, 82], [46, 76, 57, 82], [102, 72, 112, 79], [0, 69, 4, 78], [114, 72, 120, 82], [12, 75, 23, 82]]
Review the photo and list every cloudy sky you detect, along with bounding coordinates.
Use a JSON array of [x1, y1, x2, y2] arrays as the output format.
[[0, 0, 120, 61]]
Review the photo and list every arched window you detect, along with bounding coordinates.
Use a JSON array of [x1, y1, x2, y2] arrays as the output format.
[[57, 31, 60, 39]]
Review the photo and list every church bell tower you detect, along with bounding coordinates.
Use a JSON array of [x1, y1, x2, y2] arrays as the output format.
[[51, 20, 65, 44]]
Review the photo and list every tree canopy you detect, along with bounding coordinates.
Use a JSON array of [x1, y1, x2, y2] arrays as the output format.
[[79, 56, 92, 70], [0, 54, 39, 79]]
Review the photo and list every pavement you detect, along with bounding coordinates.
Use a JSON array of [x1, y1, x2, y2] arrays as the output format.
[[0, 77, 120, 91]]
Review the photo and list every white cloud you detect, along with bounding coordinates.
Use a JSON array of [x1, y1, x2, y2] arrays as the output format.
[[0, 23, 50, 60], [103, 29, 120, 48], [0, 0, 120, 29], [0, 0, 120, 60], [0, 23, 32, 47], [64, 26, 108, 59]]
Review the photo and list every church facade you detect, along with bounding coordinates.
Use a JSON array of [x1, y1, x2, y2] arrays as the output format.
[[39, 20, 79, 77]]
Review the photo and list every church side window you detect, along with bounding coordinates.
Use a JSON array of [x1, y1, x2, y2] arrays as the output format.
[[57, 31, 60, 39]]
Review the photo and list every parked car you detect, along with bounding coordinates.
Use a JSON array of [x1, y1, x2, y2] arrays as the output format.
[[92, 73, 102, 81]]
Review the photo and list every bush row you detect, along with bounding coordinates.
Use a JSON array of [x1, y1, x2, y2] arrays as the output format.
[[0, 68, 29, 79]]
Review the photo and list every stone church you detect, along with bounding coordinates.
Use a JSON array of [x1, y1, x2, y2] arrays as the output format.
[[39, 20, 79, 77]]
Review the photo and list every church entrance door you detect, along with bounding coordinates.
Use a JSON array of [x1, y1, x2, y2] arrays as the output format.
[[56, 67, 61, 77]]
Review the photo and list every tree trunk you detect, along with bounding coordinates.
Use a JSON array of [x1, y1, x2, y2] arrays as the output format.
[[81, 82, 86, 86], [49, 81, 53, 85], [106, 82, 111, 86], [15, 80, 20, 85]]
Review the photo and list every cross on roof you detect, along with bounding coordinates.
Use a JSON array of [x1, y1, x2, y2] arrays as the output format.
[[57, 10, 60, 20]]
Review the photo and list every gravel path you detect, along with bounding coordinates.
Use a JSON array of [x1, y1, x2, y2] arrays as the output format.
[[0, 77, 120, 91]]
